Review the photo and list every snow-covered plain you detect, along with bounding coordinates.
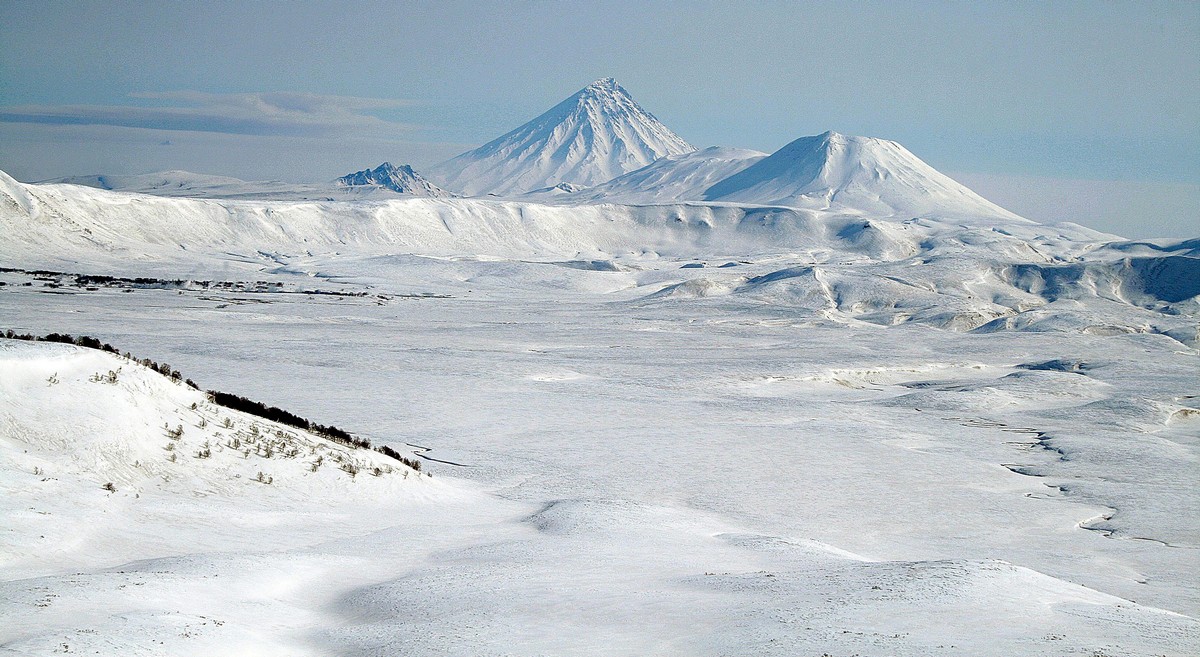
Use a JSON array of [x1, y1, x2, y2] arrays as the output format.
[[2, 174, 1197, 656], [2, 75, 1198, 654]]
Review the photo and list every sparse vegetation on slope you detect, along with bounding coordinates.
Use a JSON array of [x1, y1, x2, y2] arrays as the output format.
[[2, 330, 417, 468], [4, 330, 198, 388], [205, 389, 365, 448]]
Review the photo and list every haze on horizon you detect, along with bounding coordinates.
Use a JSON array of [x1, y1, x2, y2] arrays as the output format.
[[0, 0, 1196, 239]]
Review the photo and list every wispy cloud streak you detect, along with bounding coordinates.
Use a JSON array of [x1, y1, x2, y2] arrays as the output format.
[[0, 91, 415, 137]]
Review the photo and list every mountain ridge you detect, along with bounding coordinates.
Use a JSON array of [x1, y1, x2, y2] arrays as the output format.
[[336, 162, 451, 197]]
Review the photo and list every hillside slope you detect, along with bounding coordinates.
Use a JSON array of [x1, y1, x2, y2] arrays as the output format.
[[568, 146, 767, 204]]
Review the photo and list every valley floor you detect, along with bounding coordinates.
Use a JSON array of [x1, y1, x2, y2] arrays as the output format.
[[2, 256, 1198, 656]]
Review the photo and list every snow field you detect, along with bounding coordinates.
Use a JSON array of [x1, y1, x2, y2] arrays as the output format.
[[1, 75, 1196, 653], [3, 255, 1197, 654]]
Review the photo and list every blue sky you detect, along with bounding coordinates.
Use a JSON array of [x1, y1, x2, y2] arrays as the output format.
[[1, 1, 1196, 237]]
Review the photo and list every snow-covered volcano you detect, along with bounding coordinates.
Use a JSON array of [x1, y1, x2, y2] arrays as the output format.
[[336, 162, 451, 197], [704, 131, 1025, 220], [426, 77, 695, 196]]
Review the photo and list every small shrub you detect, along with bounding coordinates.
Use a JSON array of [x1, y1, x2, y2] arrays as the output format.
[[102, 482, 116, 492]]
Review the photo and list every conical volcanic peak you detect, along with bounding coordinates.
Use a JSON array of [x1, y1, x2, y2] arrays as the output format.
[[336, 162, 451, 197], [426, 78, 696, 196], [704, 131, 1026, 221]]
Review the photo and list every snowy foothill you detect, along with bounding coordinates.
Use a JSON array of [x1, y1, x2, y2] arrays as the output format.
[[2, 77, 1198, 655]]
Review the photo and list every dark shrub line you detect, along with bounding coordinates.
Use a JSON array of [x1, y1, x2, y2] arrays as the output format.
[[2, 329, 415, 468], [2, 266, 282, 290], [4, 330, 198, 389], [204, 389, 373, 452], [76, 274, 187, 286], [2, 267, 188, 286], [374, 444, 422, 472]]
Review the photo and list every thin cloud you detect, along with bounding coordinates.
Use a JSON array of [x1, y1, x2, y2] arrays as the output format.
[[0, 91, 416, 137]]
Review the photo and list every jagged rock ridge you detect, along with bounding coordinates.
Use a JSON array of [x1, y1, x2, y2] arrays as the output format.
[[335, 162, 451, 197]]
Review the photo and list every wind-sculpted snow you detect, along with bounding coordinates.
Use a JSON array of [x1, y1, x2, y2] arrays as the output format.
[[1006, 255, 1200, 306], [1098, 237, 1200, 258]]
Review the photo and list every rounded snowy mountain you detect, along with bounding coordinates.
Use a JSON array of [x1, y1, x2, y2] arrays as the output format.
[[704, 131, 1026, 221]]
